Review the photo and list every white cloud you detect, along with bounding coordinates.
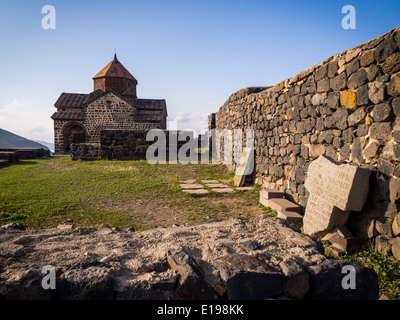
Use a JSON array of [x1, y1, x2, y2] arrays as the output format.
[[168, 112, 209, 136], [0, 99, 53, 143]]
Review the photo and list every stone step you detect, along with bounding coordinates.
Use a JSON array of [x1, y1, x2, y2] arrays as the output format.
[[260, 197, 301, 213], [260, 189, 284, 200], [277, 210, 303, 224]]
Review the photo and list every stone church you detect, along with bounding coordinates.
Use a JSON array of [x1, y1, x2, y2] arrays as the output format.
[[51, 54, 168, 154]]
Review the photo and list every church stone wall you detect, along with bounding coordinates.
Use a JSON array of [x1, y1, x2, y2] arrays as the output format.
[[84, 92, 137, 142], [71, 129, 190, 160], [210, 26, 400, 256]]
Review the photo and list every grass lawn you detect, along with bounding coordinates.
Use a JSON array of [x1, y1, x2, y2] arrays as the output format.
[[0, 158, 264, 230]]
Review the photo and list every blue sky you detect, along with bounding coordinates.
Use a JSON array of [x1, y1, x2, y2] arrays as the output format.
[[0, 0, 399, 143]]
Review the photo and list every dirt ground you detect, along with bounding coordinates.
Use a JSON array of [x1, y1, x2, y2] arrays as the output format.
[[96, 194, 265, 230]]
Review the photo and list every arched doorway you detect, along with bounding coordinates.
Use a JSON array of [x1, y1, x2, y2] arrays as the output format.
[[62, 123, 87, 153]]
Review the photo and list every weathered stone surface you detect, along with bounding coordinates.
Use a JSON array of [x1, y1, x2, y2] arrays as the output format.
[[279, 259, 309, 299], [180, 183, 204, 189], [331, 73, 347, 91], [360, 50, 375, 67], [368, 81, 386, 104], [277, 210, 303, 224], [317, 78, 330, 93], [328, 60, 339, 78], [347, 107, 366, 127], [260, 189, 284, 200], [234, 147, 254, 187], [347, 69, 368, 89], [382, 141, 400, 160], [372, 102, 392, 122], [350, 137, 363, 163], [390, 177, 400, 202], [211, 187, 234, 193], [307, 259, 379, 300], [382, 52, 400, 74], [367, 64, 381, 82], [393, 214, 400, 237], [356, 124, 369, 137], [376, 217, 394, 237], [327, 92, 340, 108], [315, 64, 328, 81], [334, 108, 349, 130], [331, 237, 365, 253], [375, 235, 392, 256], [393, 96, 400, 116], [183, 189, 209, 194], [0, 217, 378, 300], [393, 237, 400, 260], [378, 158, 395, 176], [303, 155, 370, 236], [260, 198, 301, 213], [356, 84, 369, 105], [345, 49, 361, 63], [388, 73, 400, 97], [167, 251, 217, 299], [363, 141, 380, 159], [374, 36, 397, 63], [215, 254, 285, 299], [340, 91, 357, 109], [369, 122, 392, 141]]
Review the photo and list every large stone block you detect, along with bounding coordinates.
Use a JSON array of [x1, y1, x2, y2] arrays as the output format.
[[331, 73, 347, 91], [307, 259, 379, 300], [340, 91, 357, 109], [303, 155, 371, 236], [388, 73, 400, 97], [374, 36, 397, 63], [382, 52, 400, 74], [347, 69, 368, 89]]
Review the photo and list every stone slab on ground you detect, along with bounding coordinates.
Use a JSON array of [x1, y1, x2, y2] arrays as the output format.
[[303, 155, 371, 237], [0, 216, 379, 300], [200, 180, 220, 184], [211, 187, 234, 193], [179, 183, 204, 189], [183, 189, 209, 194]]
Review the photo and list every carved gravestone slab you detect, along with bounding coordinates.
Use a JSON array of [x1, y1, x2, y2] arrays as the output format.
[[234, 147, 254, 187], [303, 155, 370, 236]]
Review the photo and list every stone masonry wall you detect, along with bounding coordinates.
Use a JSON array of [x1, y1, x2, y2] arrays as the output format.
[[71, 130, 195, 161], [211, 26, 400, 256]]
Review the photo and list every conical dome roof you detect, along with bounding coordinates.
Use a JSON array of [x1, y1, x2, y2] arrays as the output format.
[[93, 54, 137, 82]]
